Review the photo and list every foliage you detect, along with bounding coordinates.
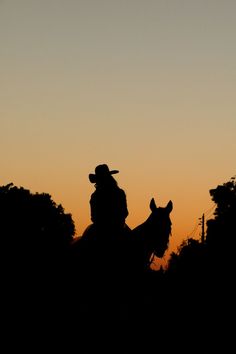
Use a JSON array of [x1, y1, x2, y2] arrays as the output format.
[[0, 183, 75, 263], [206, 176, 236, 264], [209, 176, 236, 218], [166, 238, 205, 279], [167, 176, 236, 276]]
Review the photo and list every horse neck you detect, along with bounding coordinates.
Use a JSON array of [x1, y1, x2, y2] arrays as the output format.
[[132, 217, 155, 257], [133, 215, 154, 237]]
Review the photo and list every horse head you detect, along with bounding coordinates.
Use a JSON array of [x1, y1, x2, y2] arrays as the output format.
[[148, 198, 173, 258], [131, 198, 173, 270]]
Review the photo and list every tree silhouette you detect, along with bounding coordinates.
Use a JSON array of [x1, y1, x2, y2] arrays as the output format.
[[0, 183, 77, 346], [166, 176, 236, 279], [167, 238, 205, 280], [0, 183, 75, 276], [206, 176, 236, 272], [162, 177, 236, 352]]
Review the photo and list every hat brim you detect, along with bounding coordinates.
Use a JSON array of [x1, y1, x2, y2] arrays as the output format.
[[110, 170, 119, 175]]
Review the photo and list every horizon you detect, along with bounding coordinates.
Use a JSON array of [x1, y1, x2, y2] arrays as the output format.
[[0, 174, 230, 269]]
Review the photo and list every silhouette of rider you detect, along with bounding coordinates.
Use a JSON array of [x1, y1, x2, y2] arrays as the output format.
[[88, 164, 129, 238]]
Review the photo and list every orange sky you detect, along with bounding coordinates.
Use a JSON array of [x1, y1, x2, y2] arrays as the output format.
[[1, 1, 235, 266]]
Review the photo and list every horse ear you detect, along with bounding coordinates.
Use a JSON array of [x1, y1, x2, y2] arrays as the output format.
[[150, 198, 157, 211], [166, 200, 173, 213]]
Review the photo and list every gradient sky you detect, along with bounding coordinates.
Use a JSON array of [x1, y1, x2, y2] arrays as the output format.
[[1, 0, 235, 266]]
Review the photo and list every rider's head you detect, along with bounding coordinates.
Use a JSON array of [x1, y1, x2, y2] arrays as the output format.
[[89, 164, 119, 184]]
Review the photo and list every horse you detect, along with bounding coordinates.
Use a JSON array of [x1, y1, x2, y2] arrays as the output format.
[[129, 198, 173, 272], [67, 198, 173, 316], [69, 198, 173, 276]]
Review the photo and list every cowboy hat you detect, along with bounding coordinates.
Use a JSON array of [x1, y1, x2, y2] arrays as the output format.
[[89, 164, 119, 183]]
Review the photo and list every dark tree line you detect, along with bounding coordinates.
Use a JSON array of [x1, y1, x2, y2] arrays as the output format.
[[166, 176, 236, 279], [0, 183, 75, 271], [3, 177, 234, 279], [1, 177, 235, 352], [162, 176, 236, 352], [0, 183, 76, 337]]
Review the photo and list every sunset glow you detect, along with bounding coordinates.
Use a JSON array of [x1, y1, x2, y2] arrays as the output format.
[[1, 0, 235, 265]]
